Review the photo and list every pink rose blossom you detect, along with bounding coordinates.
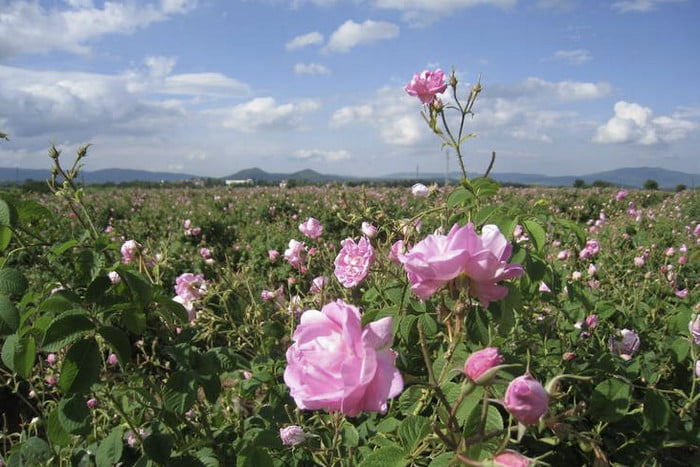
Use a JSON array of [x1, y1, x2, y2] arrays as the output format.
[[309, 276, 329, 295], [411, 183, 430, 197], [284, 300, 403, 416], [389, 240, 408, 266], [199, 247, 212, 259], [463, 347, 504, 384], [615, 190, 628, 201], [174, 273, 208, 303], [679, 255, 687, 265], [689, 314, 700, 344], [107, 353, 119, 366], [634, 256, 645, 267], [361, 222, 378, 238], [280, 425, 307, 447], [538, 282, 551, 293], [46, 353, 58, 365], [675, 288, 688, 298], [405, 69, 448, 104], [557, 250, 570, 261], [493, 450, 532, 467], [334, 237, 376, 288], [696, 360, 700, 378], [694, 224, 700, 237], [299, 217, 323, 239], [86, 398, 99, 409], [173, 295, 196, 322], [609, 328, 640, 359], [284, 239, 307, 270], [268, 249, 280, 261], [579, 239, 600, 259], [503, 374, 549, 425], [120, 240, 140, 264]]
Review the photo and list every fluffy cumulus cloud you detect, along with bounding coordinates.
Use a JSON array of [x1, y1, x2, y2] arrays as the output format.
[[324, 20, 399, 53], [549, 49, 592, 65], [372, 0, 515, 23], [285, 32, 324, 50], [292, 149, 351, 161], [594, 101, 697, 145], [294, 63, 331, 75], [210, 97, 320, 133], [612, 0, 688, 12], [0, 0, 196, 59], [330, 105, 373, 128], [517, 77, 611, 101]]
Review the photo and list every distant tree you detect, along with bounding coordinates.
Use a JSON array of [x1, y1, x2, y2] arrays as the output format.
[[573, 179, 586, 188], [643, 179, 659, 190], [675, 184, 687, 192], [0, 131, 8, 141], [592, 180, 612, 188]]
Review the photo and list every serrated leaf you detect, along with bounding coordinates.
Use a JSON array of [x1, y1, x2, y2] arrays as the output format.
[[86, 275, 112, 303], [58, 394, 91, 435], [17, 199, 52, 223], [1, 333, 36, 378], [398, 415, 431, 451], [163, 371, 197, 413], [143, 433, 173, 465], [358, 445, 407, 467], [643, 390, 671, 430], [18, 437, 52, 464], [0, 198, 17, 227], [39, 294, 79, 314], [59, 337, 101, 394], [0, 294, 19, 335], [117, 268, 153, 307], [522, 219, 546, 253], [96, 426, 125, 467], [42, 310, 95, 352], [47, 408, 72, 446], [50, 239, 79, 256], [0, 268, 28, 297], [0, 225, 11, 252], [447, 186, 475, 209], [236, 446, 274, 467], [589, 378, 631, 423], [98, 326, 131, 367]]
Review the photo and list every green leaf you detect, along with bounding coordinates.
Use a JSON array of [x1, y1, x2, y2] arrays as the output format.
[[86, 275, 113, 303], [358, 445, 407, 467], [418, 313, 438, 338], [98, 326, 131, 367], [59, 337, 101, 394], [342, 422, 360, 447], [47, 408, 72, 446], [117, 268, 153, 307], [0, 294, 19, 335], [39, 293, 79, 314], [95, 426, 124, 467], [163, 371, 197, 413], [50, 239, 79, 256], [0, 197, 17, 227], [447, 186, 475, 209], [375, 417, 401, 433], [429, 452, 455, 467], [522, 219, 546, 253], [398, 415, 431, 451], [236, 446, 275, 467], [1, 333, 36, 378], [17, 199, 52, 223], [589, 378, 632, 423], [0, 268, 28, 297], [471, 177, 500, 199], [143, 433, 173, 465], [58, 394, 91, 435], [398, 385, 428, 416], [18, 437, 52, 464], [0, 225, 11, 252], [444, 383, 483, 427], [155, 296, 189, 325], [643, 389, 671, 431], [670, 338, 690, 364], [555, 217, 586, 247], [42, 310, 95, 352], [121, 308, 147, 334]]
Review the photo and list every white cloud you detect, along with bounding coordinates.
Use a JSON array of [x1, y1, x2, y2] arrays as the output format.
[[210, 97, 320, 133], [612, 0, 688, 12], [330, 105, 373, 128], [550, 49, 592, 65], [292, 149, 351, 161], [294, 63, 331, 75], [324, 20, 399, 53], [162, 73, 251, 97], [536, 0, 578, 10], [0, 1, 196, 59], [517, 77, 611, 101], [285, 32, 324, 50], [594, 101, 697, 145], [373, 0, 515, 12]]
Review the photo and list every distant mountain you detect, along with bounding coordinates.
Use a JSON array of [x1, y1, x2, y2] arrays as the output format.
[[0, 165, 696, 189], [386, 167, 699, 190]]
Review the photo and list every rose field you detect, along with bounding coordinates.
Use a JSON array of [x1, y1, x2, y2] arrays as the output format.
[[1, 71, 699, 466]]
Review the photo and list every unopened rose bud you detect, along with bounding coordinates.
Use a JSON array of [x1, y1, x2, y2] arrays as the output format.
[[280, 425, 307, 447], [503, 374, 549, 425], [463, 347, 504, 384]]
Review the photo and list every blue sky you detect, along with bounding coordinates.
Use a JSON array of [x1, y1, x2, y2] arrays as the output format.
[[1, 0, 698, 178]]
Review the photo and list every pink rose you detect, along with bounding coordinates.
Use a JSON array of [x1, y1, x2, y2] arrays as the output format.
[[504, 374, 549, 425], [493, 450, 532, 467], [411, 183, 430, 198], [463, 347, 503, 384], [361, 222, 378, 238], [609, 328, 640, 359], [389, 239, 408, 266], [120, 240, 140, 264], [579, 239, 600, 259], [690, 314, 700, 344], [268, 249, 280, 261], [299, 217, 323, 239], [173, 295, 196, 322], [334, 237, 375, 288], [399, 224, 473, 299], [174, 273, 207, 303], [280, 425, 307, 447], [284, 239, 307, 270], [309, 276, 329, 295], [283, 300, 403, 417], [405, 69, 448, 104]]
